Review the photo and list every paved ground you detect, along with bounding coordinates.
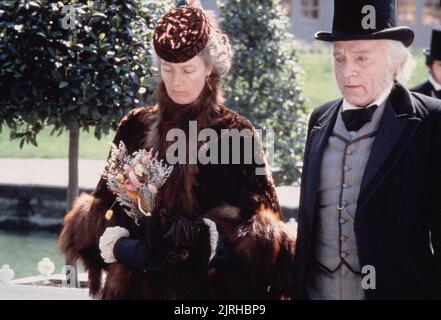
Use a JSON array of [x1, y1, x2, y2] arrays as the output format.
[[0, 158, 106, 189], [0, 157, 300, 214]]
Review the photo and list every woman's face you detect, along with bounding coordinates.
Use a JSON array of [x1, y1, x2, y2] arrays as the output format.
[[160, 55, 213, 105]]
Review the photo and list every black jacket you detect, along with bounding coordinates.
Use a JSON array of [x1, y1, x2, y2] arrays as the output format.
[[411, 80, 441, 99], [293, 83, 441, 300]]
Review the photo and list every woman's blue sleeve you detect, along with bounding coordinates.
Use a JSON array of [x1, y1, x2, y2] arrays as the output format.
[[113, 238, 163, 272]]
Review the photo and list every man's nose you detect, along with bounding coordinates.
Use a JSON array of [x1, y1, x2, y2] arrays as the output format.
[[341, 62, 358, 79]]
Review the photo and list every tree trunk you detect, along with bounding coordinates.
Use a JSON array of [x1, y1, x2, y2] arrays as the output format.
[[65, 122, 80, 288]]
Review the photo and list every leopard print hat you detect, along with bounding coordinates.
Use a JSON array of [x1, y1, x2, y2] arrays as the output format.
[[153, 6, 211, 63]]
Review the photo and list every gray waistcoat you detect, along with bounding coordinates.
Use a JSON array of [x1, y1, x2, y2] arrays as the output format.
[[306, 102, 386, 300]]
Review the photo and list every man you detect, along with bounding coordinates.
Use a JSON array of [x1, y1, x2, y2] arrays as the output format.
[[411, 28, 441, 99], [293, 0, 441, 300]]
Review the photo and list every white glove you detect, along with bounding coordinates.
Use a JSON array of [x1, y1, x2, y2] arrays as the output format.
[[202, 218, 219, 262], [99, 226, 130, 263]]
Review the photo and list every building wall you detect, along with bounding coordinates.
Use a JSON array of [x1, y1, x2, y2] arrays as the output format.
[[290, 0, 333, 44], [398, 0, 439, 49], [200, 0, 439, 49], [200, 0, 219, 11]]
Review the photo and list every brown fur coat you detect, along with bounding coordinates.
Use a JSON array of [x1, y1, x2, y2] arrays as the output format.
[[59, 78, 296, 299]]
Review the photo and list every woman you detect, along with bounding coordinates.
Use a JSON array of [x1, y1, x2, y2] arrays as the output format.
[[59, 3, 296, 300]]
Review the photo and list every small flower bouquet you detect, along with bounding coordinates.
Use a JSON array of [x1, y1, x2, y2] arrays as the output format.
[[102, 141, 174, 225]]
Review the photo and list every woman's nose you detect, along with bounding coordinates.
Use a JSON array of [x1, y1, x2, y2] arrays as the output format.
[[172, 72, 183, 87]]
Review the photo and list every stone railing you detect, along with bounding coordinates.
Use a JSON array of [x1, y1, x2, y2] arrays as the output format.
[[0, 258, 90, 300]]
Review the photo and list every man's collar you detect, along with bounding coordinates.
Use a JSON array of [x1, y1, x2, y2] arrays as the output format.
[[429, 75, 441, 91], [342, 82, 394, 111]]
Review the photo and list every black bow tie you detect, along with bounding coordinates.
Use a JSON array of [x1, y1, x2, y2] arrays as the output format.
[[435, 90, 441, 99], [341, 105, 378, 132]]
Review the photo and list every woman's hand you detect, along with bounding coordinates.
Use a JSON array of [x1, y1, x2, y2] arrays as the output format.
[[99, 226, 130, 263], [161, 215, 218, 269]]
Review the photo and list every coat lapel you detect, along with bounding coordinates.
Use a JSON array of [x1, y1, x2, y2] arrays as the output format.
[[303, 100, 341, 233], [357, 84, 421, 212]]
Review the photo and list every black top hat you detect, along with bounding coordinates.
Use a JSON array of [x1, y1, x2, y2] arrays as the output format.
[[315, 0, 414, 47], [423, 28, 441, 60]]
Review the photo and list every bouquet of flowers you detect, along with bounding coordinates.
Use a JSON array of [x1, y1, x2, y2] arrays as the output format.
[[102, 141, 174, 225]]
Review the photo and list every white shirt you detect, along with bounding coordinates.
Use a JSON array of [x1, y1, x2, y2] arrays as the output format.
[[342, 82, 394, 111], [429, 75, 441, 92]]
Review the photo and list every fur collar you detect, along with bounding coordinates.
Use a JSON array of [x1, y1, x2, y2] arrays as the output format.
[[144, 77, 224, 217]]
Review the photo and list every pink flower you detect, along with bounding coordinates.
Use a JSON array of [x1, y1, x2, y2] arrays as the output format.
[[147, 183, 157, 194], [125, 182, 136, 192], [142, 154, 150, 166], [128, 170, 140, 189], [134, 163, 143, 177]]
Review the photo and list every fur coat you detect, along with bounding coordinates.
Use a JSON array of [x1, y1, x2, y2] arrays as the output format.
[[59, 78, 296, 299]]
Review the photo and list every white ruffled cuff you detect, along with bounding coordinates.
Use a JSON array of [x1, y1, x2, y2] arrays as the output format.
[[202, 218, 219, 262], [99, 226, 130, 263]]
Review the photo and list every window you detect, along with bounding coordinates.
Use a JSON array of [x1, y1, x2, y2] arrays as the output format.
[[424, 0, 441, 25], [397, 0, 417, 24], [301, 0, 320, 20]]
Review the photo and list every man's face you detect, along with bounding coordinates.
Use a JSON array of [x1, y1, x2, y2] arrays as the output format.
[[430, 60, 441, 85], [333, 40, 394, 107]]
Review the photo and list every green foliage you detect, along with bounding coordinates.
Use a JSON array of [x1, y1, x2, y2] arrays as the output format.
[[219, 0, 307, 184], [0, 0, 308, 185], [0, 0, 173, 146]]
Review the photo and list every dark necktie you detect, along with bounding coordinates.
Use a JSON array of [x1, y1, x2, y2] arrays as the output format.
[[341, 104, 378, 132], [435, 90, 441, 99]]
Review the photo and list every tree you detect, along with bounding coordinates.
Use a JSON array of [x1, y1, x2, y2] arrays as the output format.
[[218, 0, 307, 185], [0, 0, 174, 206], [0, 0, 172, 285]]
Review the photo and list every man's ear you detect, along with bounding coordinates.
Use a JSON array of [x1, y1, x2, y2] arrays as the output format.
[[389, 62, 398, 81]]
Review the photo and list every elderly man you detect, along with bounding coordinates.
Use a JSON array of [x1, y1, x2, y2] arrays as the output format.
[[411, 28, 441, 99], [293, 0, 441, 300]]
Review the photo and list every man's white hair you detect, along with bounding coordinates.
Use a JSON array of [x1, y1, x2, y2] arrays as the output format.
[[384, 39, 416, 84]]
